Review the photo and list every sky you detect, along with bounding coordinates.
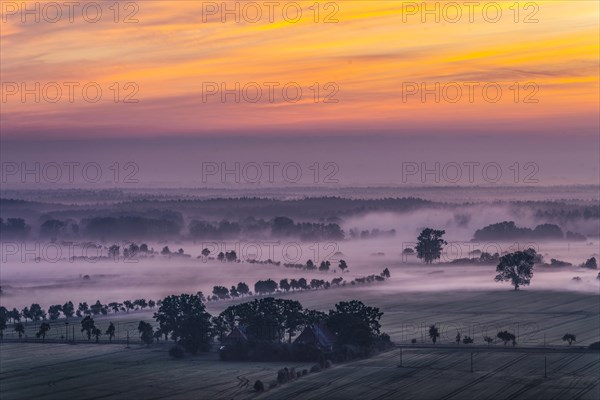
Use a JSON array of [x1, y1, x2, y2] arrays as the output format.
[[1, 0, 599, 138]]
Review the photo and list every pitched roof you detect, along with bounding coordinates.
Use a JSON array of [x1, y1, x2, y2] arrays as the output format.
[[224, 326, 248, 342], [294, 324, 336, 349]]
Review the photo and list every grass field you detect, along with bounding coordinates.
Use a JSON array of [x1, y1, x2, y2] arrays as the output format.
[[1, 289, 598, 399]]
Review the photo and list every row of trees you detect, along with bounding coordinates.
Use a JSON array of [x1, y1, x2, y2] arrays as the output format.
[[210, 268, 390, 300], [0, 298, 159, 327], [425, 326, 578, 347]]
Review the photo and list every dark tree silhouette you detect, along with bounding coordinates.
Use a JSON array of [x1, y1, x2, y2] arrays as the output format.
[[237, 282, 250, 296], [319, 261, 331, 272], [338, 260, 348, 272], [36, 322, 51, 341], [138, 321, 154, 346], [14, 322, 25, 339], [62, 301, 75, 318], [562, 333, 576, 345], [583, 257, 597, 269], [428, 325, 440, 344], [48, 305, 62, 320], [153, 294, 212, 354], [416, 228, 447, 264], [106, 322, 116, 342], [497, 330, 516, 346], [279, 279, 291, 292], [81, 316, 96, 340], [495, 250, 535, 290]]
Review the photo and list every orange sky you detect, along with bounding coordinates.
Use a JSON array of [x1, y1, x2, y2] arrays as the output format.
[[1, 0, 598, 138]]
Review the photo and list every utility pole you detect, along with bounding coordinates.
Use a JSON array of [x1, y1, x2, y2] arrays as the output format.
[[470, 353, 473, 373], [544, 356, 547, 378], [400, 348, 403, 367]]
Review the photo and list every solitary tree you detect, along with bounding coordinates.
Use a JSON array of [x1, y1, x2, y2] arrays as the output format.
[[562, 333, 576, 345], [14, 322, 25, 339], [138, 321, 154, 346], [81, 316, 96, 340], [415, 228, 447, 264], [338, 260, 348, 272], [483, 336, 494, 345], [494, 250, 535, 290], [497, 330, 516, 346], [201, 248, 211, 257], [455, 332, 461, 345], [36, 323, 51, 341], [428, 325, 440, 344], [106, 322, 116, 342]]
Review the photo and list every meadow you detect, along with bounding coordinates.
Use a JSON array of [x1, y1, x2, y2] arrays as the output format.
[[1, 288, 598, 399]]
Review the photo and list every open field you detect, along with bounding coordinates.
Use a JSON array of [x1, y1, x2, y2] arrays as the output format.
[[3, 288, 599, 347], [261, 348, 600, 400], [1, 343, 598, 400], [1, 289, 598, 399]]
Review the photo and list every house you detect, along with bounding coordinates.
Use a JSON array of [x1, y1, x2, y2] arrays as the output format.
[[222, 326, 248, 344], [293, 324, 336, 352]]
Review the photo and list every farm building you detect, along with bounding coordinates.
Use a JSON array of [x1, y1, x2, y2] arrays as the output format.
[[293, 324, 336, 352]]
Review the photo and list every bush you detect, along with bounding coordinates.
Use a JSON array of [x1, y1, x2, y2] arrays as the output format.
[[411, 338, 417, 344], [168, 345, 185, 359], [310, 364, 321, 373], [277, 368, 289, 384], [253, 380, 264, 392], [589, 341, 600, 350], [302, 369, 308, 376]]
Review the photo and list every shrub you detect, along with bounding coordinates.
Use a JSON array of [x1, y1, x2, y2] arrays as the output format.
[[253, 380, 264, 392], [302, 369, 308, 376], [411, 338, 417, 344], [589, 341, 600, 350], [277, 368, 289, 384], [168, 345, 185, 359], [310, 364, 321, 373]]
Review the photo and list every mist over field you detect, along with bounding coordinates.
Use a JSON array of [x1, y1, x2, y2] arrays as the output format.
[[1, 186, 598, 310]]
